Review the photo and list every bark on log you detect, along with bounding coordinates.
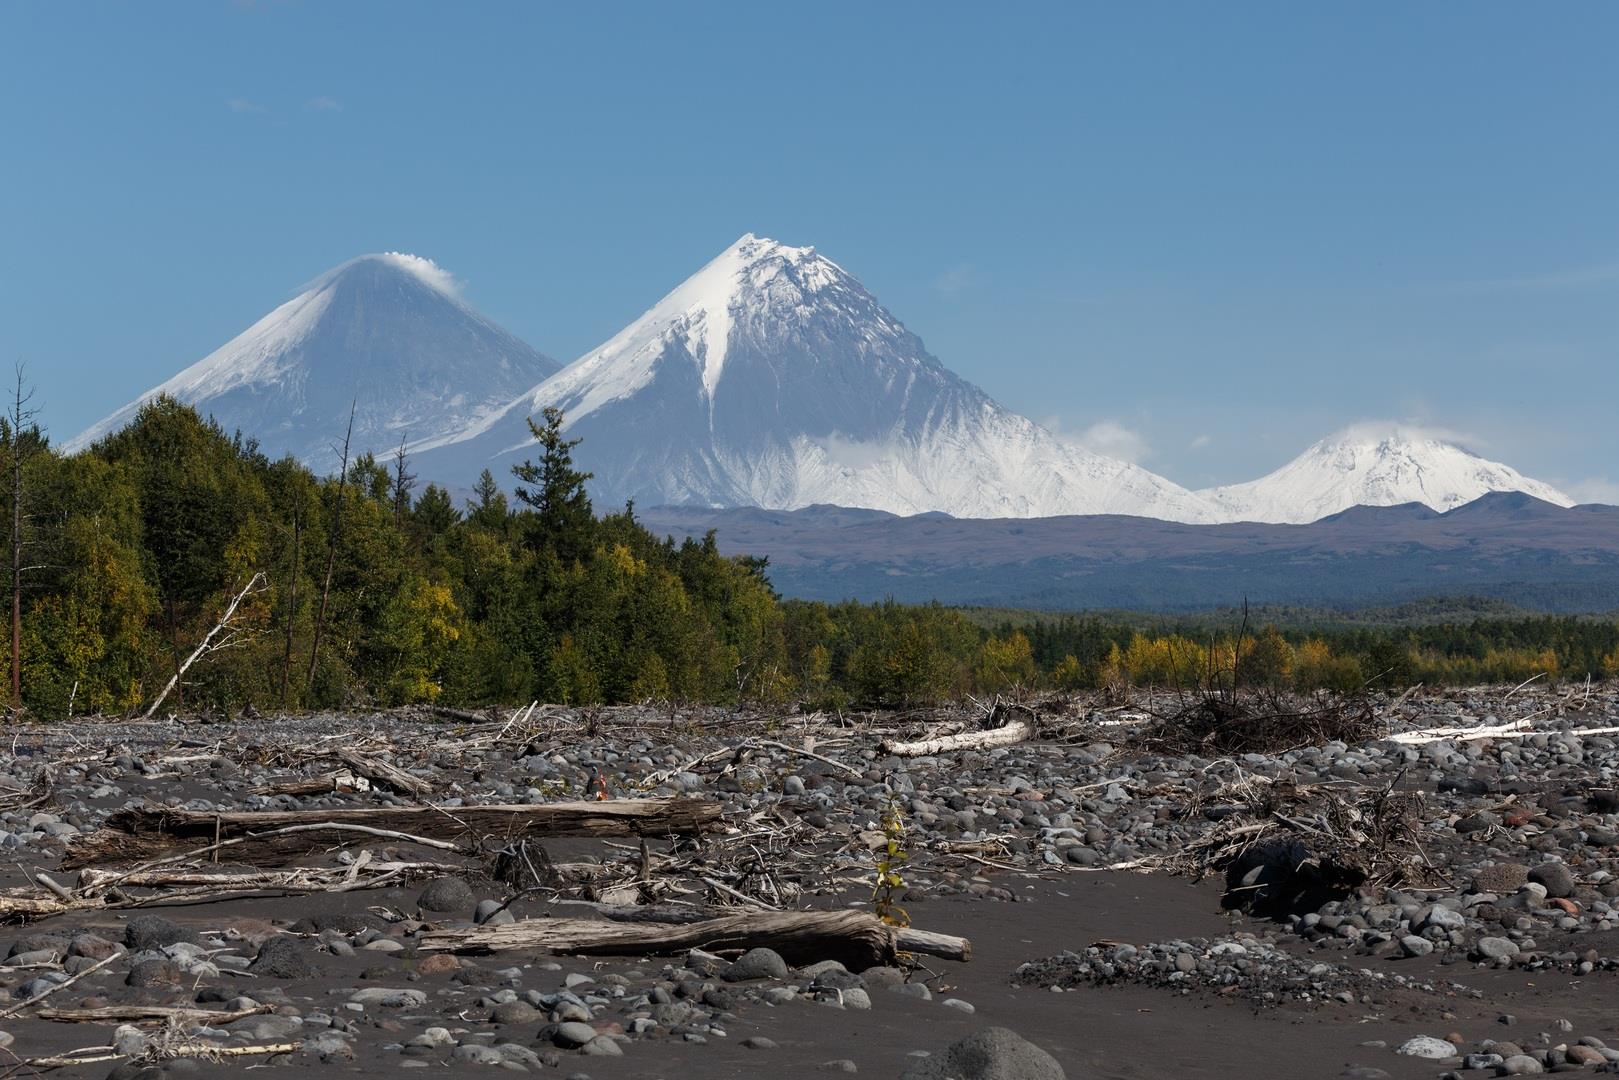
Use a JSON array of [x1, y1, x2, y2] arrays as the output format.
[[36, 1004, 270, 1025], [417, 909, 969, 971], [333, 750, 434, 798], [895, 926, 972, 962], [73, 861, 457, 894], [0, 861, 465, 923], [248, 771, 364, 797], [62, 798, 719, 869], [881, 718, 1035, 757], [20, 1043, 301, 1069], [0, 893, 78, 919], [553, 902, 973, 961]]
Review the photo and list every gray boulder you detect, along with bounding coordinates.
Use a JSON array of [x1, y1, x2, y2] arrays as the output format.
[[417, 877, 477, 913], [250, 936, 316, 979], [899, 1027, 1064, 1080], [1527, 861, 1575, 899], [123, 915, 198, 952], [722, 947, 790, 982]]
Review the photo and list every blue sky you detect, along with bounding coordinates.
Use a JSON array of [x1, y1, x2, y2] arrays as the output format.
[[3, 2, 1616, 495]]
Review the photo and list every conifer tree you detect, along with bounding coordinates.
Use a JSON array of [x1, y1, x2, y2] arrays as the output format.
[[511, 407, 594, 560], [467, 470, 507, 532]]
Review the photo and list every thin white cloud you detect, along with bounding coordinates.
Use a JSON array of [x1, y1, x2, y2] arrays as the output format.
[[226, 98, 267, 114], [375, 253, 463, 298], [1334, 419, 1484, 452], [306, 96, 342, 112], [932, 264, 973, 296], [816, 433, 889, 471], [1047, 418, 1150, 463], [1564, 477, 1619, 506], [1188, 434, 1213, 451]]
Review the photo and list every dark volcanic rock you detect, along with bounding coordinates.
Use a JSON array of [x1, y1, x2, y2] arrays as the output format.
[[6, 933, 66, 960], [1528, 861, 1576, 899], [250, 936, 317, 979], [123, 916, 199, 952], [722, 947, 790, 982], [1222, 837, 1363, 917], [417, 877, 477, 913]]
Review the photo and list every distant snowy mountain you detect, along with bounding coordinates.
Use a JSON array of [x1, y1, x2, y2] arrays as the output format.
[[416, 234, 1219, 522], [67, 242, 1575, 528], [66, 254, 558, 472], [1199, 426, 1575, 524]]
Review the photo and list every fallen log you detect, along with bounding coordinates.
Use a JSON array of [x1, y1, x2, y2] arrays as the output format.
[[334, 749, 434, 798], [551, 901, 973, 962], [63, 798, 720, 869], [417, 909, 969, 971], [0, 861, 465, 924], [893, 926, 972, 962], [16, 1042, 300, 1070], [0, 893, 78, 920], [74, 860, 460, 895], [249, 770, 366, 797], [36, 1004, 270, 1025], [882, 718, 1034, 757]]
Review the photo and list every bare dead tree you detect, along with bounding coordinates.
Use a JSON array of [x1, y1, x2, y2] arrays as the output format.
[[6, 364, 40, 710], [142, 572, 268, 720], [279, 505, 301, 707], [391, 436, 416, 528], [306, 402, 355, 691]]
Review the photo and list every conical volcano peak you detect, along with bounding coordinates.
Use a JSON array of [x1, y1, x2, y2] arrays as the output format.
[[67, 254, 557, 470], [519, 233, 873, 416], [305, 252, 466, 302], [727, 232, 815, 265], [696, 233, 849, 309], [417, 235, 1220, 522]]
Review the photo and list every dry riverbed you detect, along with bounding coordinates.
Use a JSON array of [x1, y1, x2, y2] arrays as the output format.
[[0, 686, 1613, 1079]]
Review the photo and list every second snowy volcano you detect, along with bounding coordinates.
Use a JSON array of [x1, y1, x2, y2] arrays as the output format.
[[67, 253, 559, 472], [1200, 426, 1575, 524], [417, 234, 1217, 521]]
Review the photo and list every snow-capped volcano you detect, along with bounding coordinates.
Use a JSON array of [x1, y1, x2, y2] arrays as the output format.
[[416, 234, 1219, 521], [1199, 426, 1575, 524], [66, 254, 558, 472]]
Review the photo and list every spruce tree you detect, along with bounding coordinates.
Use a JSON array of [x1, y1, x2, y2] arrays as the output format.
[[511, 406, 594, 561]]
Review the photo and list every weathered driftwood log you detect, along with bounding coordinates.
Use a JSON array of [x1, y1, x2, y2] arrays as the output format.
[[0, 893, 79, 920], [0, 861, 464, 923], [248, 770, 365, 797], [334, 749, 434, 798], [881, 718, 1034, 757], [18, 1043, 301, 1070], [74, 860, 458, 895], [250, 753, 430, 799], [62, 798, 719, 869], [893, 926, 972, 962], [36, 1004, 271, 1025], [418, 909, 969, 971], [554, 901, 973, 962]]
